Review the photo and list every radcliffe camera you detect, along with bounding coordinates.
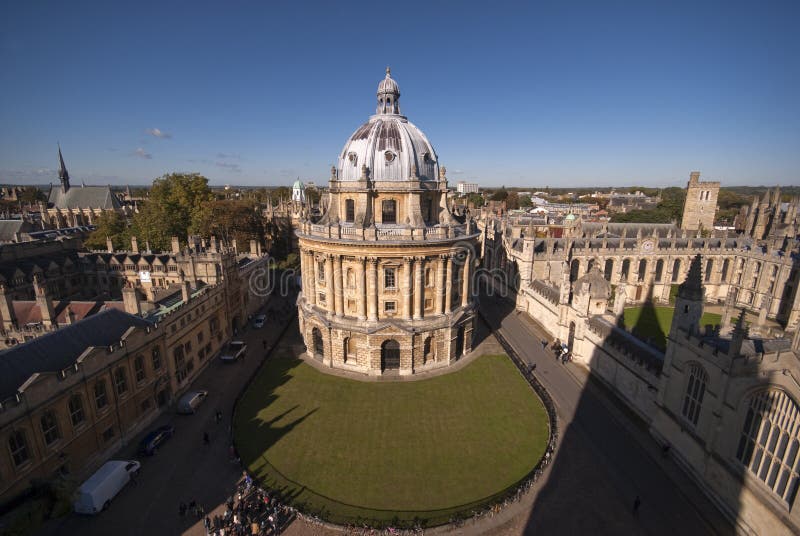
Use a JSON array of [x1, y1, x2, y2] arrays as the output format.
[[0, 2, 798, 536]]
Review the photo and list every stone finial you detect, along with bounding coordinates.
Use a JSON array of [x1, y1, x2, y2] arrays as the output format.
[[360, 163, 368, 180]]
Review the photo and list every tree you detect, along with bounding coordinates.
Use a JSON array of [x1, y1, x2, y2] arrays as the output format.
[[84, 211, 129, 250], [490, 187, 508, 201], [195, 200, 266, 249], [129, 173, 214, 251], [18, 186, 47, 204], [519, 195, 533, 208], [506, 191, 520, 210], [466, 193, 485, 208]]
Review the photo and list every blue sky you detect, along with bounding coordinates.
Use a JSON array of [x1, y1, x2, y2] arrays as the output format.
[[1, 0, 798, 188]]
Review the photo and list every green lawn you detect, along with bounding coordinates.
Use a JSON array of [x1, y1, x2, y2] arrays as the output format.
[[623, 305, 721, 351], [233, 354, 549, 525]]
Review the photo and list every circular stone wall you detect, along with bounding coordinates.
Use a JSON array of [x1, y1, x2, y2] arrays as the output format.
[[234, 352, 550, 526]]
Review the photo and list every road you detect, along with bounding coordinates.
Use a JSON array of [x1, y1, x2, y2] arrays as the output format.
[[39, 291, 298, 536], [479, 295, 733, 536]]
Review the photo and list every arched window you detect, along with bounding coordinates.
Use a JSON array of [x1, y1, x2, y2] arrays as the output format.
[[681, 364, 708, 426], [94, 380, 108, 410], [736, 389, 800, 506], [603, 259, 614, 281], [569, 259, 580, 283], [721, 259, 730, 282], [705, 259, 714, 282], [637, 259, 647, 282], [68, 395, 85, 427], [8, 430, 29, 467], [655, 259, 664, 282], [312, 328, 324, 358], [114, 367, 128, 395], [587, 259, 595, 272], [671, 259, 682, 282], [40, 410, 60, 446], [381, 200, 397, 224], [345, 199, 355, 223], [621, 259, 631, 281]]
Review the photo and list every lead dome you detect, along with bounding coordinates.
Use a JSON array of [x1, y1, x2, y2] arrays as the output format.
[[336, 68, 440, 182]]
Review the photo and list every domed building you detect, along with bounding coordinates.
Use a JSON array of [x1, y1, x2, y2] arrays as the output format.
[[296, 68, 480, 375]]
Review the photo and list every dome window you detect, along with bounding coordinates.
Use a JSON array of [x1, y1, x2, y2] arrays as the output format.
[[384, 151, 395, 163], [423, 152, 432, 163], [348, 152, 358, 166]]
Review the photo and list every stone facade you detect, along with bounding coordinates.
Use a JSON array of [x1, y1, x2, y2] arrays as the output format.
[[296, 70, 479, 376], [681, 171, 720, 231]]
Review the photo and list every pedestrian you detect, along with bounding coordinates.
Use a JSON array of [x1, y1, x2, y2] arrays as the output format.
[[540, 339, 548, 350], [633, 495, 641, 516], [203, 432, 210, 445], [204, 516, 211, 531]]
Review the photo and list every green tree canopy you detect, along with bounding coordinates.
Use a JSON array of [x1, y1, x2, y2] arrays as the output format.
[[84, 211, 129, 251], [130, 173, 214, 251]]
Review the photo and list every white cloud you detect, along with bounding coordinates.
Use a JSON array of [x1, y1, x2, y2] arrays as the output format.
[[134, 148, 152, 159], [215, 161, 241, 172], [145, 128, 172, 139]]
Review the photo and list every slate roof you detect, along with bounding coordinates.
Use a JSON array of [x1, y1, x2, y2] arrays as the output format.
[[48, 185, 121, 210], [11, 300, 125, 326], [0, 308, 152, 400], [0, 220, 36, 242]]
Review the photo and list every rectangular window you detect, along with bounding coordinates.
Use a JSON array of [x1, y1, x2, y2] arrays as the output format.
[[384, 267, 396, 290], [134, 355, 146, 383], [318, 261, 325, 283], [95, 381, 108, 410], [41, 412, 60, 446], [381, 199, 397, 224], [152, 348, 162, 371], [345, 199, 355, 223], [9, 431, 29, 467], [318, 292, 326, 305], [425, 298, 433, 310], [69, 396, 85, 426], [114, 368, 128, 395], [384, 301, 397, 313], [174, 347, 186, 383]]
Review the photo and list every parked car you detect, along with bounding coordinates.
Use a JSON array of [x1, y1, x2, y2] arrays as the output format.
[[139, 424, 176, 455], [177, 390, 208, 414], [73, 460, 141, 514], [253, 314, 266, 328], [220, 341, 247, 362]]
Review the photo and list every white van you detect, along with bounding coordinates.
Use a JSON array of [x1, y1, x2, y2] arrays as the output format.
[[73, 460, 140, 514]]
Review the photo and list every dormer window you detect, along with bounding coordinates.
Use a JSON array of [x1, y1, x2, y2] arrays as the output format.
[[384, 151, 395, 163], [348, 152, 358, 166], [423, 152, 432, 163]]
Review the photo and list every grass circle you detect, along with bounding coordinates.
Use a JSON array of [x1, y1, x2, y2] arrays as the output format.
[[234, 353, 549, 526]]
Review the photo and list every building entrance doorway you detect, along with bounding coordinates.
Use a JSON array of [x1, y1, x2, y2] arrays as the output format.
[[381, 339, 400, 371]]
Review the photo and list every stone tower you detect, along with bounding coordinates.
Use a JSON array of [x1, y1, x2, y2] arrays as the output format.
[[680, 171, 719, 231], [670, 254, 705, 337]]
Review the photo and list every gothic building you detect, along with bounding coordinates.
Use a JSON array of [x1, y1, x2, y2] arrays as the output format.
[[296, 69, 480, 375], [43, 147, 133, 229]]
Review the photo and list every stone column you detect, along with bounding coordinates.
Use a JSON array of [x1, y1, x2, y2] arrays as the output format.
[[334, 255, 343, 317], [461, 250, 471, 308], [356, 256, 366, 320], [367, 257, 378, 321], [402, 257, 413, 320], [304, 250, 316, 306], [444, 253, 453, 313], [435, 255, 446, 315], [324, 254, 335, 314], [413, 257, 424, 319]]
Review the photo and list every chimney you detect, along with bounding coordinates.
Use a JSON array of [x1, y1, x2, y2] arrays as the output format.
[[64, 304, 75, 325], [130, 236, 139, 253], [0, 283, 17, 330], [209, 236, 218, 253], [179, 270, 191, 303], [34, 275, 56, 328], [171, 236, 180, 254], [231, 238, 238, 254], [250, 239, 258, 256], [122, 283, 141, 315], [106, 236, 114, 253]]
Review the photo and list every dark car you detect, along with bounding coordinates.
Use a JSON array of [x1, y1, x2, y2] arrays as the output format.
[[139, 424, 176, 455]]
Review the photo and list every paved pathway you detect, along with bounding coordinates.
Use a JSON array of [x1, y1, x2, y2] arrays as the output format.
[[38, 291, 298, 536]]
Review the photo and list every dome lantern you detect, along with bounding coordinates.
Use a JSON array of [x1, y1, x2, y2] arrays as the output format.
[[376, 67, 401, 115]]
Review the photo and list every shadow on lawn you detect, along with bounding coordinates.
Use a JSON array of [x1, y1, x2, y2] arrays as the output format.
[[625, 286, 665, 350]]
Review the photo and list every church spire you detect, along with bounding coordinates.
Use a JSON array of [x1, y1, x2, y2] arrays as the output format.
[[58, 144, 70, 193]]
